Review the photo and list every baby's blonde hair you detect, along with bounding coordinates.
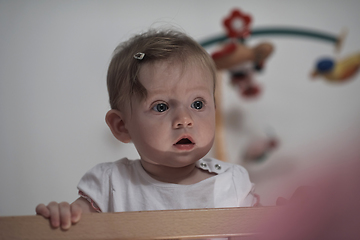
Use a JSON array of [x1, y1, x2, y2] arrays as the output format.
[[107, 29, 217, 110]]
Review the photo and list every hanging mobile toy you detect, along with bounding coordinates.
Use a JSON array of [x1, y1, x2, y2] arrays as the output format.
[[243, 134, 279, 163], [211, 9, 274, 99], [311, 52, 360, 83], [200, 8, 346, 162]]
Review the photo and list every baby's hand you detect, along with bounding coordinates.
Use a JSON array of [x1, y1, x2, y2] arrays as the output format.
[[35, 199, 84, 230], [276, 186, 315, 206]]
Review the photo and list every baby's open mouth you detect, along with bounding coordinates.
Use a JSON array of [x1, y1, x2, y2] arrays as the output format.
[[173, 137, 195, 150], [175, 138, 194, 145]]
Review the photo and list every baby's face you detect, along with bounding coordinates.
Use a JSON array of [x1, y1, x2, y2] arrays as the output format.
[[124, 59, 215, 168]]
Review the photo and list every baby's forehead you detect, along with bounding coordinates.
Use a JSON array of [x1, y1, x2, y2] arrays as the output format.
[[143, 56, 213, 77], [140, 59, 213, 86]]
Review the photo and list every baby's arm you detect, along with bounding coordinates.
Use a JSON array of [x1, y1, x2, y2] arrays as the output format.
[[35, 197, 97, 230]]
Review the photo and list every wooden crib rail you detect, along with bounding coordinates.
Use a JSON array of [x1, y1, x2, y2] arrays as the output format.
[[0, 207, 275, 240]]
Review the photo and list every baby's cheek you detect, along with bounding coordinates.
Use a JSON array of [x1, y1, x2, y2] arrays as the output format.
[[198, 123, 215, 145], [202, 114, 216, 132], [141, 127, 165, 146]]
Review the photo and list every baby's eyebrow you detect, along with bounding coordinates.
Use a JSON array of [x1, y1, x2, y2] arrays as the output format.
[[148, 86, 211, 95], [190, 86, 212, 92]]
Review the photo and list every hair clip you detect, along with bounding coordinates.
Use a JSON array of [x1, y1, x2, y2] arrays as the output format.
[[134, 52, 145, 60]]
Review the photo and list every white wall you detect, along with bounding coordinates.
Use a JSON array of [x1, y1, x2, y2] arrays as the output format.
[[1, 0, 359, 216]]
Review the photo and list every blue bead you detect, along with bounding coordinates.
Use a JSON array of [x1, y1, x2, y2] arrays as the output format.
[[316, 58, 334, 72]]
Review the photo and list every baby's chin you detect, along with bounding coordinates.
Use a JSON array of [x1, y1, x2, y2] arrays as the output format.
[[141, 153, 205, 168], [138, 141, 213, 165]]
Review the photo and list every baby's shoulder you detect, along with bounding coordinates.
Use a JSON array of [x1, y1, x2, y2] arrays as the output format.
[[86, 158, 140, 176]]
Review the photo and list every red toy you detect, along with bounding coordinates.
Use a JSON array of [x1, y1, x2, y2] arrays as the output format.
[[211, 9, 274, 99]]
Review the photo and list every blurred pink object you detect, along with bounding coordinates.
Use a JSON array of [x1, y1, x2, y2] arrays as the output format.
[[258, 158, 360, 240]]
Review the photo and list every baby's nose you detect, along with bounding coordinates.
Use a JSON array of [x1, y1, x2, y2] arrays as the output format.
[[173, 108, 193, 128]]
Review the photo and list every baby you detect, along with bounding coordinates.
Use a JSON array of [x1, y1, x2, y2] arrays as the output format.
[[36, 29, 258, 230]]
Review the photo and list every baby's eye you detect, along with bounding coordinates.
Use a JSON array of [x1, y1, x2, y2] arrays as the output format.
[[191, 100, 204, 110], [153, 103, 169, 112]]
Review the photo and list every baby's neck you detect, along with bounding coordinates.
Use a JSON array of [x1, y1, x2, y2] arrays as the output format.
[[140, 161, 216, 185]]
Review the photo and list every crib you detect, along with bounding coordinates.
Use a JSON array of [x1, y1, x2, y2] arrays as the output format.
[[0, 207, 275, 239]]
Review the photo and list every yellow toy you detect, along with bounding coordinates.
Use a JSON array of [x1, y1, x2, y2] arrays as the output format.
[[311, 52, 360, 82]]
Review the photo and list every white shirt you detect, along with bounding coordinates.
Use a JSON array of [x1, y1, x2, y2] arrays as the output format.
[[77, 158, 257, 212]]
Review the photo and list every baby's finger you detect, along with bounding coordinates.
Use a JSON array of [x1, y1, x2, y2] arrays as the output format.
[[35, 203, 50, 218], [276, 197, 288, 206], [290, 186, 315, 203], [70, 203, 83, 224], [47, 201, 60, 228], [59, 202, 72, 230]]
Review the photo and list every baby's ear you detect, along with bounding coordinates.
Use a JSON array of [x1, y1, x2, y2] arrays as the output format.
[[105, 109, 131, 143]]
